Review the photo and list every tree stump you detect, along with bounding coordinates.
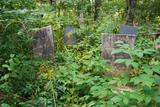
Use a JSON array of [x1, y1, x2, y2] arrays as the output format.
[[101, 33, 136, 70], [32, 25, 54, 59]]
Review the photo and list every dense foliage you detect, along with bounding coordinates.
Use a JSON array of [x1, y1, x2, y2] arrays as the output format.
[[0, 0, 160, 107]]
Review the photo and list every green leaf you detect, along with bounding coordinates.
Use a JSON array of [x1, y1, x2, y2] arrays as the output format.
[[130, 106, 138, 107], [130, 76, 141, 85], [152, 65, 160, 74], [107, 101, 117, 107], [125, 59, 133, 67], [143, 49, 155, 55], [129, 92, 145, 102], [130, 62, 139, 68], [153, 96, 160, 103], [88, 101, 96, 107], [111, 96, 122, 103], [111, 49, 124, 55], [155, 75, 160, 85], [114, 59, 126, 64], [130, 74, 155, 87], [115, 40, 124, 44], [1, 104, 11, 107], [143, 65, 153, 75], [10, 54, 15, 58], [123, 97, 129, 105], [134, 50, 144, 58], [2, 64, 12, 71], [0, 74, 10, 81], [145, 96, 151, 105], [139, 74, 155, 87]]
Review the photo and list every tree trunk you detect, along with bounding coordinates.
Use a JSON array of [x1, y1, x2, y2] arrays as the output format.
[[94, 0, 101, 21], [53, 0, 56, 14], [49, 0, 56, 14], [80, 12, 84, 28], [125, 0, 136, 25], [49, 0, 52, 5]]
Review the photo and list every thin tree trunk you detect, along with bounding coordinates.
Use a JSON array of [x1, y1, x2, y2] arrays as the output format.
[[80, 12, 84, 28], [58, 0, 61, 16], [49, 0, 56, 14], [125, 0, 136, 25], [53, 0, 56, 14], [49, 0, 53, 5], [94, 0, 101, 21], [125, 0, 131, 24]]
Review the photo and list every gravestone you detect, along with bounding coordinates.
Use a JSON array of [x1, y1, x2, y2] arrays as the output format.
[[120, 25, 138, 35], [64, 25, 76, 44], [101, 33, 136, 68], [32, 25, 54, 58]]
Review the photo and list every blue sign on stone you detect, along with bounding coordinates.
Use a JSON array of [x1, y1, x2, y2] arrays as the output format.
[[120, 25, 138, 35], [64, 25, 76, 44]]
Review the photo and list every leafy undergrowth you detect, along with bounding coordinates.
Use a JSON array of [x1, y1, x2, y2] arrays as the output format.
[[1, 0, 160, 107], [1, 29, 160, 107]]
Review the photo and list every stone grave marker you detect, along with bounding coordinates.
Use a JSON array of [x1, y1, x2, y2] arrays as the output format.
[[120, 24, 138, 35], [64, 25, 76, 44], [32, 25, 54, 58], [101, 33, 136, 69]]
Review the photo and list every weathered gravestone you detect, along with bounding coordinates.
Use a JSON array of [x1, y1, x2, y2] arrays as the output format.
[[101, 33, 136, 68], [120, 24, 138, 35], [64, 25, 76, 44], [101, 24, 138, 68], [32, 25, 54, 58]]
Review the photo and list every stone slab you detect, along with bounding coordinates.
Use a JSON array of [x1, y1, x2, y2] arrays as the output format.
[[32, 25, 54, 58], [101, 33, 136, 67], [120, 25, 138, 35], [64, 25, 76, 44]]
